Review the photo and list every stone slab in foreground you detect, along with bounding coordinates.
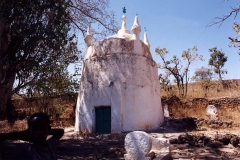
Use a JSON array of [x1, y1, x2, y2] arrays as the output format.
[[124, 131, 170, 160]]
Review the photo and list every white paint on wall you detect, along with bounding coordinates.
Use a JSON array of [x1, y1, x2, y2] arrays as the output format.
[[75, 15, 163, 134], [75, 53, 164, 133]]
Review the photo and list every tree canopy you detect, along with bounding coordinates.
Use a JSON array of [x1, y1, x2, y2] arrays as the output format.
[[192, 67, 214, 82], [0, 0, 117, 119], [208, 47, 228, 80]]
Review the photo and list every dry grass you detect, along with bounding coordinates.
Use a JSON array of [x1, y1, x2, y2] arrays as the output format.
[[161, 79, 240, 99], [0, 120, 27, 133]]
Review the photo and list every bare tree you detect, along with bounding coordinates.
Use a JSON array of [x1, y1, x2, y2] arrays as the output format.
[[155, 46, 202, 97], [207, 2, 240, 51]]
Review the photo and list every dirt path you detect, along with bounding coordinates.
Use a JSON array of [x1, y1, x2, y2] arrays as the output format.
[[57, 128, 126, 160], [1, 120, 240, 159], [58, 127, 240, 160]]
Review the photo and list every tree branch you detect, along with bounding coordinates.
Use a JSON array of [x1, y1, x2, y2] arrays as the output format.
[[207, 6, 240, 27]]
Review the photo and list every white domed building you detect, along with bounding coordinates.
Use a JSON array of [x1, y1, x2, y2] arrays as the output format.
[[75, 14, 164, 134]]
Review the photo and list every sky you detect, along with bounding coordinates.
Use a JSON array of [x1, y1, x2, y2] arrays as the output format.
[[70, 0, 240, 81]]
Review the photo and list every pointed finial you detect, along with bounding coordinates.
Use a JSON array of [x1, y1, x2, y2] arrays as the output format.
[[117, 13, 130, 35], [144, 31, 150, 48], [122, 7, 126, 14], [84, 25, 94, 46], [86, 25, 92, 35], [136, 12, 139, 16], [131, 15, 141, 35]]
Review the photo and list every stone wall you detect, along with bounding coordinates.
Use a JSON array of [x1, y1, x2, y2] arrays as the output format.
[[162, 96, 240, 122]]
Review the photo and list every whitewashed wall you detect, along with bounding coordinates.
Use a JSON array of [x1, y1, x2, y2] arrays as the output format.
[[75, 53, 164, 133]]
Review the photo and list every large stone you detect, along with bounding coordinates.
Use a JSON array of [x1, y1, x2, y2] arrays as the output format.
[[151, 137, 170, 151], [163, 105, 170, 118], [151, 137, 171, 160], [206, 105, 218, 120], [124, 131, 152, 160]]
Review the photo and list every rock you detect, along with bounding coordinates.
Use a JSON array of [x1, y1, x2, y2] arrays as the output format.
[[147, 151, 156, 160], [215, 134, 230, 145], [227, 121, 233, 128], [206, 105, 218, 120], [207, 140, 223, 148], [153, 153, 171, 160], [124, 131, 152, 160], [163, 105, 170, 118], [198, 127, 207, 131], [203, 137, 211, 146], [230, 136, 239, 147], [169, 138, 177, 144], [218, 121, 223, 126], [189, 140, 195, 146], [198, 140, 203, 143], [124, 154, 151, 160], [209, 124, 219, 129], [177, 134, 187, 144], [151, 137, 170, 159], [222, 122, 228, 128], [197, 120, 203, 126], [151, 137, 170, 151], [186, 134, 194, 141]]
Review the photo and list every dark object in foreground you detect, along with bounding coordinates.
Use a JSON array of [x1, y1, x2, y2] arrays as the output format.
[[0, 113, 64, 160]]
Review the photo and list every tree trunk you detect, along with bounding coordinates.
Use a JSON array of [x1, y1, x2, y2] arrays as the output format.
[[219, 72, 222, 80], [0, 19, 18, 121], [185, 75, 188, 97], [0, 71, 18, 121]]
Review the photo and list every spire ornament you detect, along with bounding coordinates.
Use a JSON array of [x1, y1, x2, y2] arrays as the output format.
[[122, 7, 126, 14], [144, 30, 150, 48], [131, 15, 141, 38], [84, 25, 94, 46], [117, 7, 130, 35]]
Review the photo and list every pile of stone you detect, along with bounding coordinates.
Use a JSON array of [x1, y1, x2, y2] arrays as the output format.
[[124, 131, 170, 160], [162, 117, 198, 131], [162, 117, 235, 131], [195, 118, 234, 129], [170, 133, 239, 148]]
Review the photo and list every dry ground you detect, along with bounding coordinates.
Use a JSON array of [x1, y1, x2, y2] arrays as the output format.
[[1, 120, 240, 160]]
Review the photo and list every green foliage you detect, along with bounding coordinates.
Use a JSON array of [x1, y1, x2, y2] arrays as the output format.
[[0, 0, 117, 119], [0, 0, 117, 96], [192, 67, 214, 81], [192, 67, 214, 98], [24, 63, 79, 97], [156, 46, 202, 97], [0, 0, 79, 94], [208, 47, 228, 80]]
